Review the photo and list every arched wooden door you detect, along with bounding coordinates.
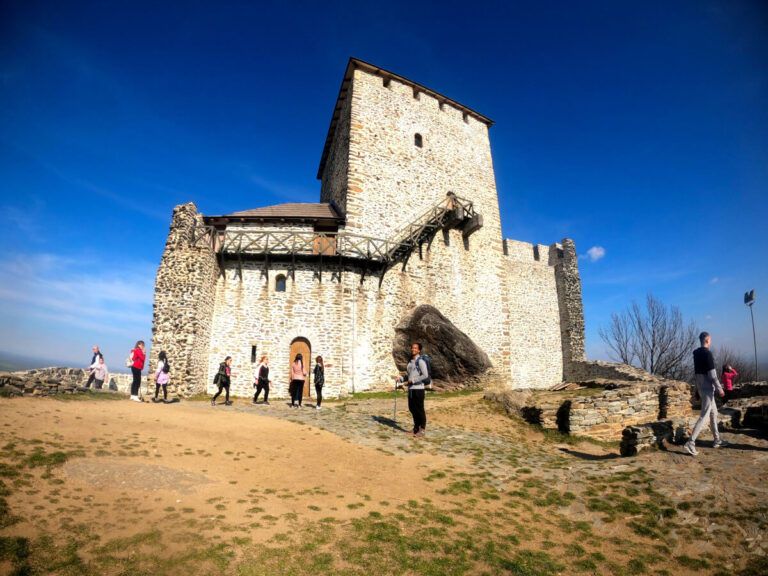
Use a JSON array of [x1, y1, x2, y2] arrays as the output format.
[[289, 337, 311, 397]]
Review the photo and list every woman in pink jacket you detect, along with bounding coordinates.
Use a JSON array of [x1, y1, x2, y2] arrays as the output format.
[[290, 353, 307, 409], [722, 364, 738, 403]]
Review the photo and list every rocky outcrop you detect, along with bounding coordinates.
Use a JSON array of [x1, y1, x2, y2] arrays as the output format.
[[392, 305, 492, 391]]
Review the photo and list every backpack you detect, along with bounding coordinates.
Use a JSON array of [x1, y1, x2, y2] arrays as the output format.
[[415, 354, 432, 387], [162, 360, 170, 374], [213, 371, 220, 385]]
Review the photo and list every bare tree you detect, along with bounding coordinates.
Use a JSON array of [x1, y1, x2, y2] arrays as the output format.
[[599, 294, 698, 381], [711, 345, 758, 384]]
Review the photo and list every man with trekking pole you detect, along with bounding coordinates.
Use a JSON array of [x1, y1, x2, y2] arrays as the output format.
[[394, 342, 429, 438]]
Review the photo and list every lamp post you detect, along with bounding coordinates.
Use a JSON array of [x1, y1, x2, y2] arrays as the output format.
[[744, 290, 758, 379]]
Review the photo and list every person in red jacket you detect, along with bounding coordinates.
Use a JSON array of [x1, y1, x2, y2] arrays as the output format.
[[129, 341, 146, 402], [721, 364, 738, 404]]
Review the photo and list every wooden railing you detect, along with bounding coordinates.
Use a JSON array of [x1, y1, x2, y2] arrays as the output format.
[[190, 194, 482, 279]]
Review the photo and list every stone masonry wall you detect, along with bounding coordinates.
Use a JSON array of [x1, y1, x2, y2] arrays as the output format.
[[151, 203, 218, 396], [521, 381, 693, 441], [341, 65, 512, 380], [554, 238, 586, 379], [320, 79, 351, 215], [503, 239, 563, 388]]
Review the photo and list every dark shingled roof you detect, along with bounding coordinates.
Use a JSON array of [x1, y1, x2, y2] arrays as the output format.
[[204, 203, 344, 226], [229, 203, 340, 219]]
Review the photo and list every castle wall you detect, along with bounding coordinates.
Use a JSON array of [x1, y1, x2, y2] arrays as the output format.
[[320, 83, 352, 214], [151, 203, 218, 396], [503, 240, 564, 388], [206, 262, 346, 399]]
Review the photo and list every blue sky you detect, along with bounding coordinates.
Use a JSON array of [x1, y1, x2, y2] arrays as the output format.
[[1, 1, 766, 370]]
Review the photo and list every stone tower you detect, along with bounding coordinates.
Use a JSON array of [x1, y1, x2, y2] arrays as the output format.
[[151, 58, 588, 397]]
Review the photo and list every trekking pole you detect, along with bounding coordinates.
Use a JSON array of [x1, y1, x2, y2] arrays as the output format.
[[393, 378, 398, 423]]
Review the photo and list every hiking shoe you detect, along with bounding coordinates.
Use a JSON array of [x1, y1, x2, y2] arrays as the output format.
[[224, 401, 232, 406], [415, 428, 426, 438], [264, 401, 270, 406], [713, 439, 729, 448], [684, 441, 698, 456], [210, 399, 215, 406]]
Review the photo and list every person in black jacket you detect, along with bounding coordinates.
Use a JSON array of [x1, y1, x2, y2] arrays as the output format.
[[685, 332, 726, 456], [252, 356, 272, 405], [313, 355, 331, 410], [211, 356, 232, 406]]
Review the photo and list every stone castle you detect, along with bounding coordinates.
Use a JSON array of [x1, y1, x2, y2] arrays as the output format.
[[151, 57, 596, 400]]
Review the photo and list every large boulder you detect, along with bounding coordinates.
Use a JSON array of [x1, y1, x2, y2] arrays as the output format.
[[393, 305, 492, 390]]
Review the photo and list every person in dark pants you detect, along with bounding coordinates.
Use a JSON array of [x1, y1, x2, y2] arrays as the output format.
[[85, 345, 103, 388], [129, 341, 146, 402], [721, 364, 738, 404], [212, 356, 233, 406], [395, 343, 429, 437], [290, 353, 306, 408], [253, 356, 272, 405], [313, 355, 328, 410]]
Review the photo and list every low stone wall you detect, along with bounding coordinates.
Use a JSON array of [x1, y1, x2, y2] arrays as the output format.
[[567, 360, 662, 383], [495, 378, 693, 442], [0, 367, 135, 397]]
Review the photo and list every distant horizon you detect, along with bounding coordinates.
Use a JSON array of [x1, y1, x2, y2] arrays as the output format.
[[2, 348, 766, 381]]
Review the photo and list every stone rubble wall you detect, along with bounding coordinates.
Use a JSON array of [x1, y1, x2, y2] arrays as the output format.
[[554, 239, 586, 378], [567, 360, 662, 383], [0, 367, 134, 396], [151, 203, 218, 397], [508, 379, 693, 442]]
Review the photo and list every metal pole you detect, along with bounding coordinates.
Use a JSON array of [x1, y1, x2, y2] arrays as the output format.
[[750, 304, 758, 379]]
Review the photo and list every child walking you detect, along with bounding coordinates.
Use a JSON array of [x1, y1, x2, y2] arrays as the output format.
[[153, 351, 170, 403]]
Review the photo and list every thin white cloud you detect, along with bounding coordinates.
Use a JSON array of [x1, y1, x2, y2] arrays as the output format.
[[0, 252, 155, 351], [710, 277, 719, 284], [584, 246, 606, 262]]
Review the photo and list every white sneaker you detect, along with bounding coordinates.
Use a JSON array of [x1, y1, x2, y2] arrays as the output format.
[[713, 439, 729, 448], [684, 441, 698, 456]]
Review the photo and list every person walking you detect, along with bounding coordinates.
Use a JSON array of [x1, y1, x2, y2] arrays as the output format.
[[128, 341, 146, 402], [211, 356, 233, 406], [153, 351, 171, 403], [394, 343, 429, 437], [685, 332, 727, 456], [290, 353, 307, 409], [313, 355, 329, 409], [721, 364, 738, 404], [253, 356, 272, 405], [91, 356, 108, 390], [85, 345, 103, 388]]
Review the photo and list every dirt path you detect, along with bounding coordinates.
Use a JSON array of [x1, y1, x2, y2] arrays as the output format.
[[0, 392, 766, 575]]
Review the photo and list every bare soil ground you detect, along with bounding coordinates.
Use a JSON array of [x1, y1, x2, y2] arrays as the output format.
[[0, 391, 766, 575]]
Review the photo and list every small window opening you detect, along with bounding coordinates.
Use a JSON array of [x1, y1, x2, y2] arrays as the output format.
[[382, 77, 391, 88], [275, 274, 286, 292], [439, 101, 445, 111], [462, 112, 469, 124], [414, 133, 423, 148], [251, 346, 257, 363], [413, 88, 420, 100]]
